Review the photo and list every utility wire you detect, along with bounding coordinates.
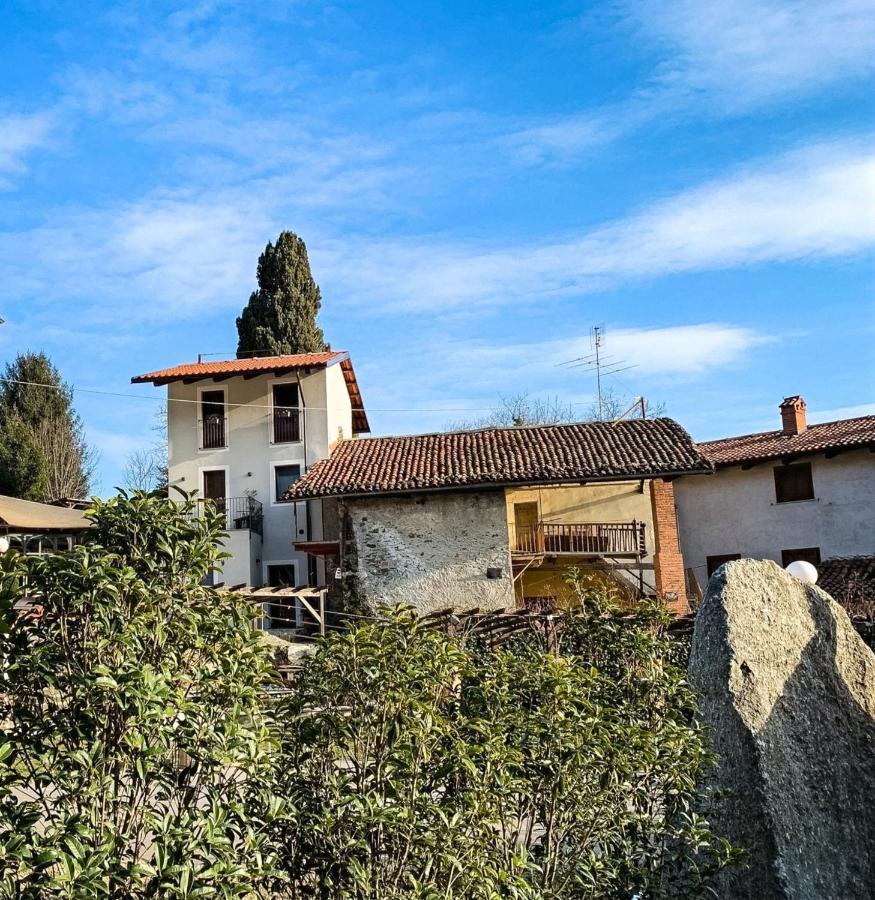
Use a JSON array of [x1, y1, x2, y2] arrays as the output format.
[[0, 376, 598, 415]]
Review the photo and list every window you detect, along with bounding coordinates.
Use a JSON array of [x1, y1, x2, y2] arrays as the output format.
[[706, 553, 741, 577], [781, 547, 821, 568], [272, 383, 300, 443], [200, 389, 226, 449], [274, 464, 301, 502], [774, 462, 814, 503]]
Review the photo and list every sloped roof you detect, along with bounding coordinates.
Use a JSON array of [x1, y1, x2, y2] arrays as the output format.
[[818, 556, 875, 605], [699, 414, 875, 467], [0, 495, 91, 532], [131, 351, 370, 433], [286, 418, 712, 500]]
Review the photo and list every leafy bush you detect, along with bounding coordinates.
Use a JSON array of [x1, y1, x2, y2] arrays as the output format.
[[0, 491, 281, 898], [1, 495, 736, 898], [267, 579, 737, 898]]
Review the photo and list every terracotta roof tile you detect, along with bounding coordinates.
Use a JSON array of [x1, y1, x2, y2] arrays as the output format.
[[286, 418, 711, 499], [132, 351, 370, 433], [699, 415, 875, 467], [131, 352, 344, 383], [818, 556, 875, 605]]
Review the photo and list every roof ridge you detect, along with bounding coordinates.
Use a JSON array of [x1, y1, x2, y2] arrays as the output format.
[[700, 412, 875, 446], [333, 417, 676, 443]]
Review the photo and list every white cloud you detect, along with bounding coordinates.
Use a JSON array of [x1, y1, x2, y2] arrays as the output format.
[[809, 401, 875, 422], [323, 139, 875, 311], [2, 138, 870, 324], [0, 110, 55, 187], [508, 0, 875, 165], [444, 324, 770, 384], [637, 0, 875, 107]]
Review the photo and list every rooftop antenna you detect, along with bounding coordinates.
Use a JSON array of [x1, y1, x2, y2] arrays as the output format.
[[556, 325, 638, 420]]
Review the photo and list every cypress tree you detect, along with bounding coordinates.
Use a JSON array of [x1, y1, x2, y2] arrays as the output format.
[[236, 231, 328, 358]]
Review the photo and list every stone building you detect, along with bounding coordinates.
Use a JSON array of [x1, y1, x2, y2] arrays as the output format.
[[287, 418, 711, 615], [675, 396, 875, 594]]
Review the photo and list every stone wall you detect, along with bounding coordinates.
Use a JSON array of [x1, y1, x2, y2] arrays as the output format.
[[345, 490, 514, 614]]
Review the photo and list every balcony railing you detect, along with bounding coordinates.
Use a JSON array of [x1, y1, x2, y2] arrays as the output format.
[[196, 496, 263, 536], [271, 408, 301, 443], [513, 521, 646, 557], [199, 415, 227, 449]]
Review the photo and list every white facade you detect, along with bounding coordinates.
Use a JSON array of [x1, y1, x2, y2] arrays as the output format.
[[675, 448, 875, 587], [166, 362, 355, 589]]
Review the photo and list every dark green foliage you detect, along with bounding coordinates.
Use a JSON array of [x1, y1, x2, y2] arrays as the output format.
[[267, 584, 738, 898], [0, 352, 71, 427], [0, 352, 94, 500], [0, 497, 736, 897], [0, 492, 282, 898], [236, 231, 328, 358], [0, 411, 47, 500]]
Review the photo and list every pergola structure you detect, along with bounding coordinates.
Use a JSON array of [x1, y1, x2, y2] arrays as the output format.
[[0, 494, 91, 555]]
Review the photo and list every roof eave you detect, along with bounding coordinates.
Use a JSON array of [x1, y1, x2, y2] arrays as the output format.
[[710, 439, 875, 469]]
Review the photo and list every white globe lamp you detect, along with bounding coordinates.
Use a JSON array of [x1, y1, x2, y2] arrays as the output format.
[[0, 536, 9, 553], [785, 559, 818, 585]]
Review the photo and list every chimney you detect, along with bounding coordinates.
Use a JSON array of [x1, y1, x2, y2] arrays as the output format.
[[780, 395, 807, 435]]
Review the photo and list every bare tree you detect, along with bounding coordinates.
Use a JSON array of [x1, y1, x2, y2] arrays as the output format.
[[31, 415, 99, 500], [579, 386, 667, 422], [447, 389, 666, 430], [123, 404, 168, 492], [446, 393, 579, 431]]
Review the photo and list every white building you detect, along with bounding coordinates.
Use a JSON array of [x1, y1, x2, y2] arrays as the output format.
[[132, 352, 369, 596], [675, 396, 875, 590]]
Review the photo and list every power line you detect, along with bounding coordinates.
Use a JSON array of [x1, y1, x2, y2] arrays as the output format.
[[0, 376, 597, 416]]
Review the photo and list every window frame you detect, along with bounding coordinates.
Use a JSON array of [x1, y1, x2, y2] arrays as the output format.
[[781, 547, 821, 568], [197, 385, 228, 452], [270, 459, 303, 505], [268, 377, 302, 446], [773, 461, 815, 504]]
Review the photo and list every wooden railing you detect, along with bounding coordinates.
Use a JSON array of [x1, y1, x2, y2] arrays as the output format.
[[513, 521, 646, 557]]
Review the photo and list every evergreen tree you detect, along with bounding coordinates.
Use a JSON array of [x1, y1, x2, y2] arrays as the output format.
[[0, 352, 95, 500], [236, 231, 328, 358]]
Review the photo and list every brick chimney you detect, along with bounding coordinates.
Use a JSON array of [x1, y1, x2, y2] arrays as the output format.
[[780, 395, 807, 435]]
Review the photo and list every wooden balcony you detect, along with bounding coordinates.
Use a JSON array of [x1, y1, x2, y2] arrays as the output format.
[[512, 521, 646, 559]]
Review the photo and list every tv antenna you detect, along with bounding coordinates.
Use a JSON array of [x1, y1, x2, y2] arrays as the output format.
[[556, 325, 638, 420]]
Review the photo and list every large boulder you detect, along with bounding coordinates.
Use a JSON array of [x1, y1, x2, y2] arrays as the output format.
[[690, 559, 875, 899]]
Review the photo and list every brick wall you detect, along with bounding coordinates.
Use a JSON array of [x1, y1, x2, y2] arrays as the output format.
[[649, 478, 689, 614]]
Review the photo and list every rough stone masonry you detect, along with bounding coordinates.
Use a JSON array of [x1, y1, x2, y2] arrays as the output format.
[[690, 559, 875, 900], [346, 489, 514, 615]]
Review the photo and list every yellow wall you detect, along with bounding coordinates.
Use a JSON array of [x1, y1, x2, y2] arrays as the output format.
[[505, 482, 655, 551], [506, 482, 656, 605]]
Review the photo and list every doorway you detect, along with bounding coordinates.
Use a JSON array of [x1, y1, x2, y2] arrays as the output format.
[[514, 501, 540, 552]]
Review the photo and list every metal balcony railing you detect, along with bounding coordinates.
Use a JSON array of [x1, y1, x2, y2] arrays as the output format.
[[271, 407, 301, 443], [196, 496, 263, 536], [199, 415, 227, 449], [513, 521, 646, 557]]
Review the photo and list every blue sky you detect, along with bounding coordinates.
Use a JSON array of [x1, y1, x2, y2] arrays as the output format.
[[1, 0, 873, 494]]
